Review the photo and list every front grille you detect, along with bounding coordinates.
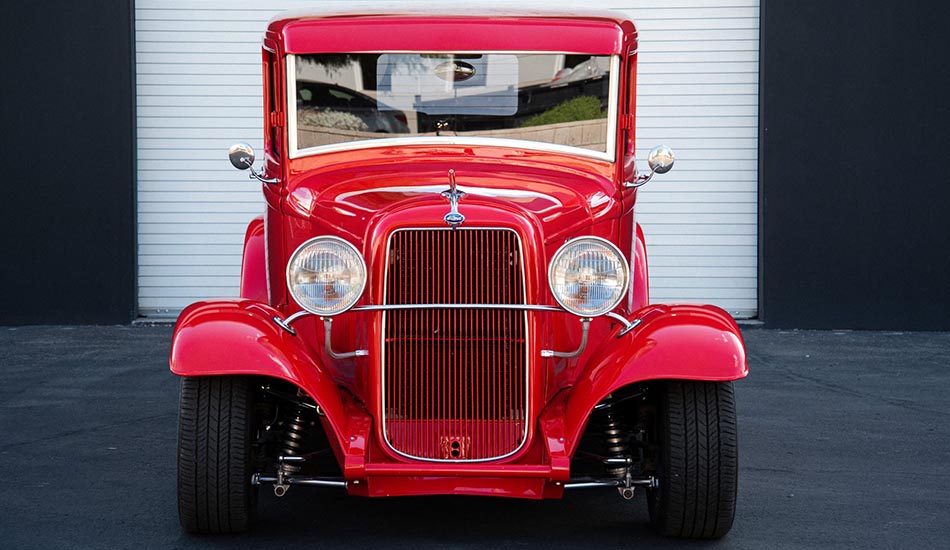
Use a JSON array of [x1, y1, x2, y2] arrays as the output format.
[[383, 228, 528, 461]]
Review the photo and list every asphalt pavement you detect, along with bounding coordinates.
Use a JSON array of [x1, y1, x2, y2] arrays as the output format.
[[0, 325, 948, 549]]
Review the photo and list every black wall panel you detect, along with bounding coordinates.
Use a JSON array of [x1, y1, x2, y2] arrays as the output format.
[[0, 0, 135, 324], [760, 0, 950, 329]]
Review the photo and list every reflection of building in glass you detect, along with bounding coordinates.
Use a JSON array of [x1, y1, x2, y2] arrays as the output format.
[[297, 55, 610, 93], [295, 54, 611, 153]]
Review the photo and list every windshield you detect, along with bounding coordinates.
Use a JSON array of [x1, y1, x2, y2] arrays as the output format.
[[289, 53, 617, 159]]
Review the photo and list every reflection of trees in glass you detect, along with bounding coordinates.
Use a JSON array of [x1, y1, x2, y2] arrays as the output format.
[[299, 54, 361, 70], [295, 54, 611, 151], [299, 107, 369, 131], [299, 54, 379, 89], [521, 96, 605, 127]]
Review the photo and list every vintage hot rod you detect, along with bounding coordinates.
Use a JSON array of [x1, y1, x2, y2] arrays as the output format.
[[170, 7, 748, 539]]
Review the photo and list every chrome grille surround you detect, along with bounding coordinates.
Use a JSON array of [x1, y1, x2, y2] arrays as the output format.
[[381, 227, 530, 462]]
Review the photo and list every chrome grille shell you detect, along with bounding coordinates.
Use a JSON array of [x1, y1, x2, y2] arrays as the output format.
[[381, 227, 530, 462]]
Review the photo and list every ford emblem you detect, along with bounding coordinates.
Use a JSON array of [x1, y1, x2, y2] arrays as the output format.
[[444, 212, 465, 227]]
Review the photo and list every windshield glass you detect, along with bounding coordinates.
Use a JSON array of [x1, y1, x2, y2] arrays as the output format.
[[291, 53, 615, 157]]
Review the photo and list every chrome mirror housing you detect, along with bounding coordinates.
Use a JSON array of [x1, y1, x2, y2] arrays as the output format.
[[227, 142, 278, 184], [625, 145, 676, 188], [228, 142, 255, 170], [647, 145, 675, 174]]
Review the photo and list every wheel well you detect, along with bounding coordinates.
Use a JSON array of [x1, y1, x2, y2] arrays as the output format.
[[573, 382, 658, 477], [247, 376, 340, 477]]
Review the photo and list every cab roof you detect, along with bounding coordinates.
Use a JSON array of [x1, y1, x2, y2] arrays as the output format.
[[267, 4, 637, 55]]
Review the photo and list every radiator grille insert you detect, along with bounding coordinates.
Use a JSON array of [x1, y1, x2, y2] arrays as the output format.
[[383, 228, 528, 461]]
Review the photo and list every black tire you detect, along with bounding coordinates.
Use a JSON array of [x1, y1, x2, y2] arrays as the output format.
[[177, 376, 257, 533], [647, 380, 738, 539]]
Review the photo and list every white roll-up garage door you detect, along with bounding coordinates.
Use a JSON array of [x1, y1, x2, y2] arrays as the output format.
[[135, 0, 759, 318]]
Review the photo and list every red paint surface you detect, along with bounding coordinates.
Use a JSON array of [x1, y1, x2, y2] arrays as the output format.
[[239, 216, 267, 302], [269, 12, 636, 55], [564, 303, 748, 455]]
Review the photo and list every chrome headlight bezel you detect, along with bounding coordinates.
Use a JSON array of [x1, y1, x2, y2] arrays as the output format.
[[548, 236, 630, 317], [285, 236, 367, 316]]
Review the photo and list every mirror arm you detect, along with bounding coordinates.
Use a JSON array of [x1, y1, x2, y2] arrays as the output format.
[[624, 170, 655, 189], [242, 158, 279, 185], [623, 145, 675, 189]]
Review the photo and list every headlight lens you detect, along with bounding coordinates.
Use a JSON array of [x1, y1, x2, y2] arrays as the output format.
[[286, 236, 367, 316], [548, 237, 629, 317]]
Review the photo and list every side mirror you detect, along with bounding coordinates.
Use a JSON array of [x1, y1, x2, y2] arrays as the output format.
[[228, 142, 255, 170], [647, 145, 675, 174], [624, 145, 676, 189], [227, 143, 278, 184]]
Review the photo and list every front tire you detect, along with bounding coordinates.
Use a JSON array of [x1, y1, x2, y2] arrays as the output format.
[[648, 381, 738, 539], [177, 376, 257, 533]]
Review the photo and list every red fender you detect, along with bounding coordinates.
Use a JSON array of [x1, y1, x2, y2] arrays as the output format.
[[239, 216, 267, 302], [169, 299, 350, 455], [632, 223, 649, 309], [563, 304, 748, 454]]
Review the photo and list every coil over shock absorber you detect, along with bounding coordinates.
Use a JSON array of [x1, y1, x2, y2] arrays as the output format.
[[598, 399, 631, 478], [274, 401, 312, 497]]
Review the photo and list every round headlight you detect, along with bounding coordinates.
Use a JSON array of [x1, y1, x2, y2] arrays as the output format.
[[286, 236, 367, 316], [548, 237, 629, 317]]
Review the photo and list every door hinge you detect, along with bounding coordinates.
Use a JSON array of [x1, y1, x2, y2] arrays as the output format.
[[269, 111, 284, 127], [620, 114, 636, 130]]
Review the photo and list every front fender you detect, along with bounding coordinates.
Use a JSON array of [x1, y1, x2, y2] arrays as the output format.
[[239, 216, 266, 302], [169, 299, 348, 453], [564, 304, 748, 452]]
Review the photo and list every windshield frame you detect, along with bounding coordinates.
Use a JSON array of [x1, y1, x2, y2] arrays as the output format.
[[285, 53, 620, 163]]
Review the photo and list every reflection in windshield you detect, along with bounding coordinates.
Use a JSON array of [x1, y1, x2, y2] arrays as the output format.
[[294, 53, 612, 154]]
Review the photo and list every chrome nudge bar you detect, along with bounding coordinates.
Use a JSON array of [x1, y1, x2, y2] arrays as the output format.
[[272, 304, 642, 355]]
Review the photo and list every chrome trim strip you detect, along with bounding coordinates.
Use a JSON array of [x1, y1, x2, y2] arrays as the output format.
[[380, 227, 531, 463], [277, 305, 642, 336], [292, 135, 614, 162], [605, 55, 620, 162], [336, 185, 561, 204], [286, 54, 298, 156], [286, 53, 620, 163]]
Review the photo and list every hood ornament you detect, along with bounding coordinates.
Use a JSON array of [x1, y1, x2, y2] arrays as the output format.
[[441, 169, 466, 228]]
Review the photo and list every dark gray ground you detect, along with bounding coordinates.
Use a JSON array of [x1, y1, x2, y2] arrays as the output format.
[[0, 325, 947, 549]]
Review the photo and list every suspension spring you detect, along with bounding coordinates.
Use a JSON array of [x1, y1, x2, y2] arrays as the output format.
[[599, 400, 631, 477], [279, 406, 311, 476]]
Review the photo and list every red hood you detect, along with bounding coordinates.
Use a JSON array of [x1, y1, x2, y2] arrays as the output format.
[[283, 147, 621, 245]]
